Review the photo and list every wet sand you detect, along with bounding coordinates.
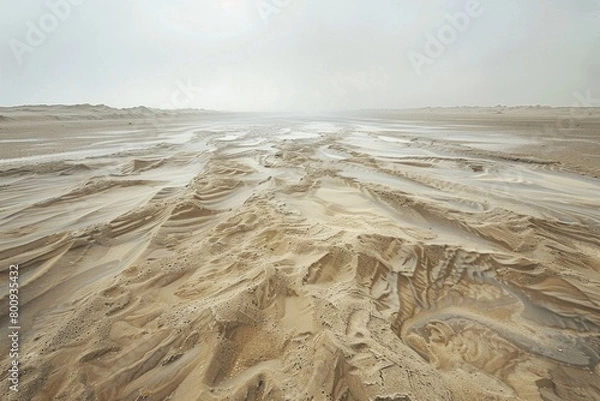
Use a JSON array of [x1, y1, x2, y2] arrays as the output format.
[[1, 106, 600, 400]]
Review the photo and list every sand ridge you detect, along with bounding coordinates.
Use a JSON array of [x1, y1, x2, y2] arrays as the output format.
[[1, 108, 600, 400]]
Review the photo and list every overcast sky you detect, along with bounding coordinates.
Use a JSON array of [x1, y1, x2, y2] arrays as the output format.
[[1, 0, 599, 111]]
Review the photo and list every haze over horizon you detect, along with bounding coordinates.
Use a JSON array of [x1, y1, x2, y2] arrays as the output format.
[[1, 0, 599, 111]]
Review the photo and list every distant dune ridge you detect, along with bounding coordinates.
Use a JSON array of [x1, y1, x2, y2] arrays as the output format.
[[0, 104, 217, 122], [1, 103, 599, 121], [1, 108, 600, 400]]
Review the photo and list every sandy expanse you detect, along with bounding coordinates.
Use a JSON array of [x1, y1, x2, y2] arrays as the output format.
[[1, 106, 600, 400]]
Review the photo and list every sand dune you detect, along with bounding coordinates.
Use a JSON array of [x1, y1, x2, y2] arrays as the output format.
[[1, 108, 600, 400], [0, 104, 215, 122]]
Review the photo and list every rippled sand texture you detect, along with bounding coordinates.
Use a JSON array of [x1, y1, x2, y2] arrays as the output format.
[[1, 108, 600, 400]]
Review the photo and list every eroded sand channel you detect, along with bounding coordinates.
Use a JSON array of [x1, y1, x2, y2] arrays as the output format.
[[1, 110, 600, 400]]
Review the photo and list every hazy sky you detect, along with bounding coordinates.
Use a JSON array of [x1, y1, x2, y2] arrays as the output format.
[[1, 0, 599, 111]]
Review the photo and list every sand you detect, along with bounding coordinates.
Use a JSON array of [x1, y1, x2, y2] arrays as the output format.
[[1, 105, 600, 400]]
